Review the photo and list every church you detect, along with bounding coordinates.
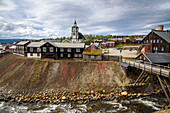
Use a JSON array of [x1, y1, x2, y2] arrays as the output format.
[[71, 20, 85, 42]]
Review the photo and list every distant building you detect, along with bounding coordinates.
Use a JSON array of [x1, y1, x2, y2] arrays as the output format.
[[86, 43, 100, 50], [140, 25, 170, 53], [71, 20, 85, 42], [16, 41, 30, 56], [101, 42, 115, 48], [83, 49, 103, 61]]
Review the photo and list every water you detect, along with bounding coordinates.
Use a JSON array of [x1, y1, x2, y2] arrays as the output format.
[[0, 96, 167, 113], [0, 39, 34, 44]]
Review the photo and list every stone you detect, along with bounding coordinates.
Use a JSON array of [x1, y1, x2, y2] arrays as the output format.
[[62, 96, 66, 100], [121, 91, 128, 96]]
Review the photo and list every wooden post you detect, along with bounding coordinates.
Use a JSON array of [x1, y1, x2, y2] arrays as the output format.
[[156, 74, 170, 104]]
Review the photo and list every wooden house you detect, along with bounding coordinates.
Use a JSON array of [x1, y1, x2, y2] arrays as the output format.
[[27, 42, 85, 59], [83, 49, 103, 61], [86, 43, 100, 50], [101, 42, 115, 48], [16, 41, 30, 56], [136, 53, 170, 66], [140, 26, 170, 53]]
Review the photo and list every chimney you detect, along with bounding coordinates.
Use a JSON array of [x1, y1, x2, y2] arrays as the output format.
[[158, 25, 164, 30]]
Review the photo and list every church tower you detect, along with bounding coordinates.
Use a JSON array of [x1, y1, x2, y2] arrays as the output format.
[[72, 19, 79, 42]]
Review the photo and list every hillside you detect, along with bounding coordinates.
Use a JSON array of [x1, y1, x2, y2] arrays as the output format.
[[0, 54, 129, 93]]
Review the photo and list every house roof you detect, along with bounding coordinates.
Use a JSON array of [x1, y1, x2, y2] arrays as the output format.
[[27, 42, 46, 47], [153, 30, 170, 43], [143, 53, 170, 64], [9, 45, 16, 49], [83, 49, 103, 55], [54, 42, 85, 48], [16, 41, 29, 45]]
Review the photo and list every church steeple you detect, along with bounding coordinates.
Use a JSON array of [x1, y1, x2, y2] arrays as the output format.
[[72, 18, 79, 42], [74, 19, 77, 26]]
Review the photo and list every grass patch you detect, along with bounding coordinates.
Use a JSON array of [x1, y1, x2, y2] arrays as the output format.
[[30, 66, 40, 83]]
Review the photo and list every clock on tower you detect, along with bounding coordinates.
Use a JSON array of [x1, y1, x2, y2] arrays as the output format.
[[72, 19, 79, 42]]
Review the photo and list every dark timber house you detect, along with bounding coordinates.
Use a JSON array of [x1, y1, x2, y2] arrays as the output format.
[[16, 41, 30, 56], [140, 25, 170, 53], [27, 42, 85, 59]]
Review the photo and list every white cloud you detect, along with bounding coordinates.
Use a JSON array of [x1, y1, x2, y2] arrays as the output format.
[[0, 0, 170, 38]]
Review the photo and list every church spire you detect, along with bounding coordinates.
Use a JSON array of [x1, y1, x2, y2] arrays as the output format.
[[74, 18, 77, 26]]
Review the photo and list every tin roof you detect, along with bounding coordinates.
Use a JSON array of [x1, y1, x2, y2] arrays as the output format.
[[54, 43, 85, 48], [16, 41, 29, 45], [143, 53, 170, 64], [153, 30, 170, 43], [27, 42, 46, 47]]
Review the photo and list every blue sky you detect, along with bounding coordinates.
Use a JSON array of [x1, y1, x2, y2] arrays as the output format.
[[0, 0, 170, 39]]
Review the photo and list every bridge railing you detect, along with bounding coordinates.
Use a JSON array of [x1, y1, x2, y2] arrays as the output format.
[[122, 59, 170, 77]]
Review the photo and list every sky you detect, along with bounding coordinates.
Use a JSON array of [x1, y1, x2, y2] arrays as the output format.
[[0, 0, 170, 39]]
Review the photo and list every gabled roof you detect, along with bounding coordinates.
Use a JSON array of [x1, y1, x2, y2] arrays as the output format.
[[143, 53, 170, 64], [153, 30, 170, 43], [54, 42, 85, 48], [16, 41, 30, 45], [27, 42, 46, 47]]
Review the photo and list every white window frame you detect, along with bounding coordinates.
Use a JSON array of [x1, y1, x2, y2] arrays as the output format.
[[68, 54, 71, 57], [79, 54, 82, 57], [153, 40, 155, 43], [157, 40, 159, 43], [75, 54, 78, 57], [60, 53, 63, 57], [30, 47, 33, 52], [60, 48, 64, 52], [37, 48, 40, 52], [160, 40, 162, 43], [146, 40, 148, 43], [161, 47, 164, 51], [67, 48, 71, 52], [43, 47, 46, 52], [50, 47, 54, 52], [76, 48, 80, 52], [150, 40, 152, 43], [56, 48, 58, 52]]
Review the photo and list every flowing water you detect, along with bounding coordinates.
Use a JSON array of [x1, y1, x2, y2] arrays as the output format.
[[0, 95, 168, 113]]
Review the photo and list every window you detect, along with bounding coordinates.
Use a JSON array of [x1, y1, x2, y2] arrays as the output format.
[[75, 54, 78, 57], [144, 41, 145, 43], [153, 47, 155, 50], [30, 53, 33, 56], [150, 40, 152, 43], [148, 46, 150, 50], [155, 47, 158, 51], [144, 57, 146, 60], [153, 40, 155, 43], [37, 53, 40, 56], [79, 54, 82, 57], [67, 48, 71, 52], [50, 47, 54, 52], [60, 48, 64, 52], [56, 48, 58, 52], [157, 39, 159, 43], [160, 40, 162, 43], [161, 47, 164, 51], [43, 47, 46, 52], [68, 54, 71, 57], [60, 53, 63, 57], [76, 48, 80, 52], [146, 40, 148, 43], [37, 48, 40, 52], [30, 48, 33, 52]]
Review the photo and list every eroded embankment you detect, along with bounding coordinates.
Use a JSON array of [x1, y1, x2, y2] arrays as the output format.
[[0, 54, 130, 93]]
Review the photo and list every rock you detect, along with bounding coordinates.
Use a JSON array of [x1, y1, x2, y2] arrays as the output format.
[[121, 91, 128, 96], [61, 96, 66, 100]]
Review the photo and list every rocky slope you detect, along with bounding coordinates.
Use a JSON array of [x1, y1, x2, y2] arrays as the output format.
[[0, 54, 130, 93]]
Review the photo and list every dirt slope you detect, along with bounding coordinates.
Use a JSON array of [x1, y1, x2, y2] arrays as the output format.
[[0, 54, 129, 93]]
